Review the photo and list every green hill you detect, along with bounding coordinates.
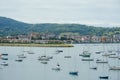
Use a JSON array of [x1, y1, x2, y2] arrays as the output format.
[[0, 16, 120, 36]]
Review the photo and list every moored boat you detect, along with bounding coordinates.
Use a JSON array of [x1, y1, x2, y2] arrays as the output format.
[[69, 71, 78, 76], [109, 66, 120, 70], [99, 76, 109, 79], [81, 58, 94, 61]]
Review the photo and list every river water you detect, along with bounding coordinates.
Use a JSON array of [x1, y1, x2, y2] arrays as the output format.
[[0, 44, 120, 80]]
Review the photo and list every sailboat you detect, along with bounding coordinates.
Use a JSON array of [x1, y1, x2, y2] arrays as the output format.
[[109, 66, 120, 70], [69, 48, 78, 76], [96, 59, 108, 63], [52, 63, 61, 71], [38, 41, 51, 64], [17, 54, 26, 58], [64, 47, 72, 58], [109, 45, 120, 70], [109, 49, 118, 58], [102, 53, 110, 57], [98, 44, 109, 80], [109, 55, 118, 58], [79, 51, 91, 57], [0, 62, 8, 66], [98, 61, 109, 80], [56, 49, 63, 53], [109, 52, 120, 70], [28, 50, 35, 54], [17, 47, 27, 59], [1, 46, 8, 61], [97, 45, 108, 63], [38, 55, 50, 61], [27, 34, 35, 54]]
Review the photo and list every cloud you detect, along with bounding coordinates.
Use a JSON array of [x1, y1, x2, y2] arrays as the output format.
[[0, 0, 120, 26]]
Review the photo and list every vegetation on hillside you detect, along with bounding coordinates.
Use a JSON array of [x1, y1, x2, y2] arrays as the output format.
[[0, 16, 120, 37]]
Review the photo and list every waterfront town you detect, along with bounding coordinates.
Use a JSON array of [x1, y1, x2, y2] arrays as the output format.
[[0, 32, 120, 44]]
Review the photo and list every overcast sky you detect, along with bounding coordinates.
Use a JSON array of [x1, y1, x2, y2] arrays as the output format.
[[0, 0, 120, 27]]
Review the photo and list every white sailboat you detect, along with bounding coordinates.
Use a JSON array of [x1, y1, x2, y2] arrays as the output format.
[[96, 59, 108, 63], [109, 51, 120, 71], [52, 63, 61, 71], [109, 66, 120, 70], [64, 47, 72, 58], [17, 54, 27, 58]]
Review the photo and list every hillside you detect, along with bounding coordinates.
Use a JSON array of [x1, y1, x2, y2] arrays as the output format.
[[0, 17, 31, 36], [0, 16, 120, 36]]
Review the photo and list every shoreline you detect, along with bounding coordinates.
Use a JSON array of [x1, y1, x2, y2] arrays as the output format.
[[0, 43, 74, 47]]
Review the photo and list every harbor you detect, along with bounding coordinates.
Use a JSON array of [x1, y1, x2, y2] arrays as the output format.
[[0, 44, 120, 80]]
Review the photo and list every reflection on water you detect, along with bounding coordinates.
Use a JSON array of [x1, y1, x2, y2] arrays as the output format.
[[0, 44, 120, 80]]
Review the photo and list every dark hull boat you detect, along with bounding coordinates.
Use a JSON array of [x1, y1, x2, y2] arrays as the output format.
[[90, 67, 97, 70], [64, 56, 71, 58], [2, 53, 8, 56], [69, 71, 78, 76], [99, 76, 109, 79], [81, 58, 94, 61], [1, 58, 8, 60], [41, 61, 48, 64], [15, 59, 23, 62], [95, 51, 101, 54], [52, 67, 60, 71]]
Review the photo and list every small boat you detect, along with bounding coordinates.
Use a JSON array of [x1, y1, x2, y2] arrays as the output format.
[[109, 66, 120, 70], [56, 50, 63, 53], [96, 59, 108, 63], [69, 71, 78, 76], [2, 53, 8, 56], [102, 53, 110, 57], [64, 56, 72, 58], [109, 53, 116, 55], [99, 76, 109, 79], [1, 57, 8, 60], [38, 56, 49, 61], [1, 62, 8, 66], [79, 51, 91, 57], [23, 50, 29, 52], [28, 51, 35, 54], [95, 52, 101, 54], [81, 58, 94, 61], [52, 67, 60, 71], [108, 50, 113, 53], [17, 54, 26, 58], [52, 63, 61, 71], [41, 61, 48, 64], [109, 55, 118, 58], [90, 67, 97, 70], [15, 59, 23, 62], [47, 56, 53, 59]]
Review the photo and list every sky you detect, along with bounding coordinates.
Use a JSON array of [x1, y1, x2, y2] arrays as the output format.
[[0, 0, 120, 27]]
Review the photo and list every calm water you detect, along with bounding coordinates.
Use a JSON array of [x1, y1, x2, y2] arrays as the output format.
[[0, 44, 120, 80]]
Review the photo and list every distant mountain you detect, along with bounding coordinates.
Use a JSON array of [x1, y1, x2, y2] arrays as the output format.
[[0, 16, 120, 36]]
